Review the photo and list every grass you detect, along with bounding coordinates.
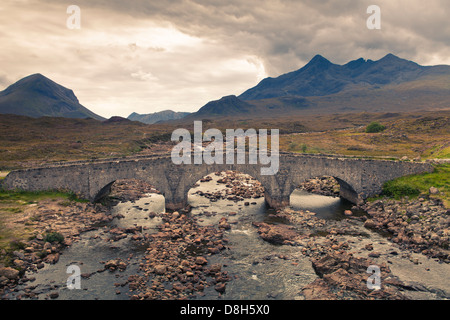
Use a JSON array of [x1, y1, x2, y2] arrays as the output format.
[[0, 189, 88, 204], [378, 164, 450, 207], [0, 189, 88, 254]]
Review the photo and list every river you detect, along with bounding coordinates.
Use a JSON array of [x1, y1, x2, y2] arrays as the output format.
[[9, 173, 450, 300]]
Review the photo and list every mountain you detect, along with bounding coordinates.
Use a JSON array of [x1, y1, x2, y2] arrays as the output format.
[[128, 110, 190, 124], [239, 53, 450, 100], [0, 74, 105, 120], [182, 53, 450, 120]]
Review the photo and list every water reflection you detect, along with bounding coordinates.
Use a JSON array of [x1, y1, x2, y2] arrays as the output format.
[[290, 189, 353, 220]]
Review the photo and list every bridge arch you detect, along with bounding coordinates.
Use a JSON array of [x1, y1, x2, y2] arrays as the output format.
[[186, 170, 265, 205], [92, 178, 165, 204], [282, 155, 365, 206], [289, 175, 359, 204], [87, 162, 171, 205], [171, 163, 274, 211]]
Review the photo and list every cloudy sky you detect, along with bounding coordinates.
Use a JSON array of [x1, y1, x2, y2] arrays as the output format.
[[1, 0, 449, 118]]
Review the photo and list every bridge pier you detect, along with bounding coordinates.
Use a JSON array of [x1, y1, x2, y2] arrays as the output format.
[[264, 192, 290, 209], [335, 178, 364, 205], [165, 198, 188, 211]]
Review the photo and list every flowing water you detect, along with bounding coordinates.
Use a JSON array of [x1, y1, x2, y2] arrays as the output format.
[[9, 174, 450, 300]]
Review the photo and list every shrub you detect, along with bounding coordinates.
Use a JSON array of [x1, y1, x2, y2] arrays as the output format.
[[382, 180, 421, 199], [43, 232, 64, 244], [9, 240, 26, 251], [365, 122, 386, 133]]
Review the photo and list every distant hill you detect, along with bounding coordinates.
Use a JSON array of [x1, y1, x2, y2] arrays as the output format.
[[0, 74, 105, 120], [189, 95, 252, 117], [181, 54, 450, 120], [103, 116, 132, 124], [128, 110, 190, 124]]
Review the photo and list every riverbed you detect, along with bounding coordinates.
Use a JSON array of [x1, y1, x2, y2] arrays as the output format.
[[6, 172, 450, 300]]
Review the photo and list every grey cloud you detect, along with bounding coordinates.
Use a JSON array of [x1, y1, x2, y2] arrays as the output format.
[[43, 0, 450, 70], [1, 0, 449, 117]]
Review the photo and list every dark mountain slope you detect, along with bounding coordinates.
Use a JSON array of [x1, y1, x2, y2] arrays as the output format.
[[0, 74, 104, 120], [239, 53, 450, 101]]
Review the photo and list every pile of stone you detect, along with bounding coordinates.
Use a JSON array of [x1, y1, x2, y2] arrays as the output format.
[[126, 211, 231, 300], [194, 171, 265, 202], [109, 179, 160, 203], [252, 222, 304, 245], [301, 251, 407, 300], [299, 176, 340, 197], [253, 206, 412, 300], [357, 197, 450, 262]]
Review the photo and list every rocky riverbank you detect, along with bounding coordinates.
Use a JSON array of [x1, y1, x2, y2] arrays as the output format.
[[250, 196, 449, 299], [0, 177, 232, 300], [0, 178, 163, 299], [254, 206, 413, 299], [357, 197, 449, 263], [0, 200, 114, 298], [192, 171, 449, 299]]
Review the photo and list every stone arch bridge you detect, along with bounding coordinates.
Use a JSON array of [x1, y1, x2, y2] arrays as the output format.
[[2, 152, 433, 210]]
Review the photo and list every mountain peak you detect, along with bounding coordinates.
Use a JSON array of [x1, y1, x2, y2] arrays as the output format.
[[380, 53, 399, 60], [310, 54, 330, 62], [377, 53, 413, 65], [9, 73, 50, 87], [305, 54, 332, 68], [26, 73, 47, 80]]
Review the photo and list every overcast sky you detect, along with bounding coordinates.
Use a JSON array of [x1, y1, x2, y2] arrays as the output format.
[[1, 0, 449, 118]]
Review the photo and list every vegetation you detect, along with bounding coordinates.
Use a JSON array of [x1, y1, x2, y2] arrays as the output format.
[[0, 111, 448, 169], [382, 181, 421, 198], [0, 189, 88, 203], [380, 164, 450, 206], [365, 121, 386, 133], [0, 114, 174, 170], [43, 232, 64, 244], [279, 111, 450, 160]]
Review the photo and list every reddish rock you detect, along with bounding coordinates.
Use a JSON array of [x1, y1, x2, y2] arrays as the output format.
[[195, 256, 208, 265], [215, 282, 226, 293]]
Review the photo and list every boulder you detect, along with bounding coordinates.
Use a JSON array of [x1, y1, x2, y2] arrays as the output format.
[[0, 267, 20, 280], [252, 222, 299, 245], [195, 256, 208, 265], [429, 187, 439, 195], [154, 264, 167, 275]]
